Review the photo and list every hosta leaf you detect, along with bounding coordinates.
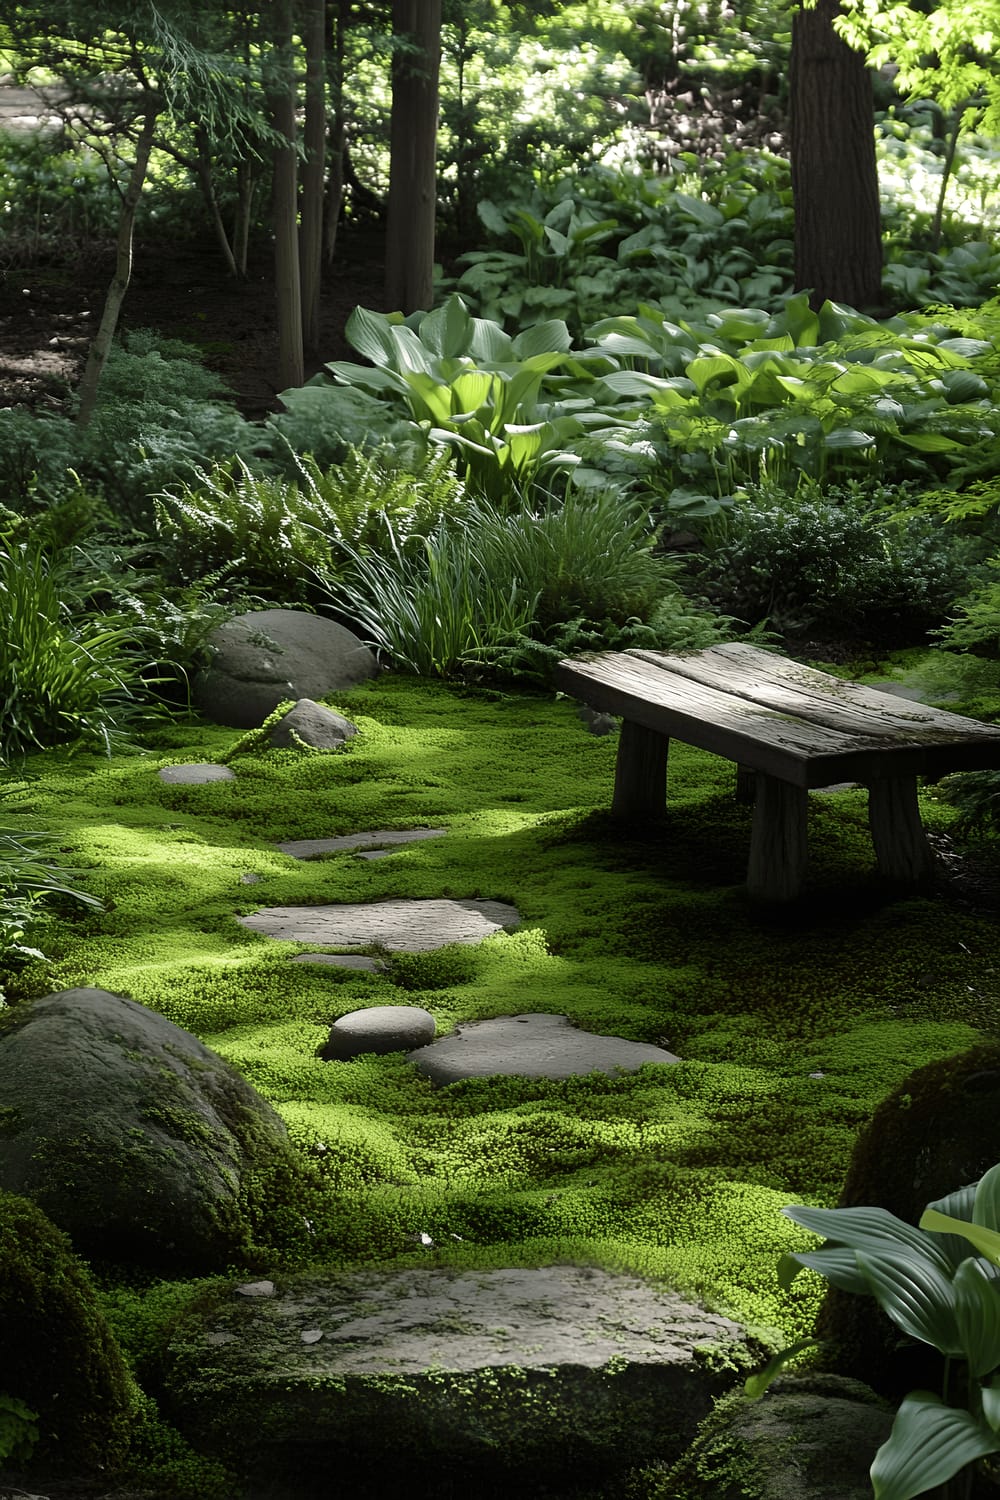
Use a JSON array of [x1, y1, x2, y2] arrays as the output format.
[[400, 372, 454, 426], [975, 1166, 1000, 1233], [477, 199, 509, 237], [921, 1209, 1000, 1268], [418, 296, 473, 360], [706, 307, 771, 342], [511, 321, 574, 358], [823, 428, 876, 449], [469, 318, 513, 364], [854, 1250, 962, 1353], [345, 305, 399, 367], [450, 372, 495, 416], [673, 191, 724, 227], [983, 1375, 1000, 1432], [895, 432, 964, 452], [388, 324, 438, 377], [774, 291, 820, 347], [686, 355, 742, 392], [782, 1205, 955, 1272], [870, 1392, 1000, 1500], [951, 1258, 1000, 1376], [940, 368, 989, 403], [544, 226, 571, 256], [778, 1246, 873, 1296], [938, 336, 992, 358]]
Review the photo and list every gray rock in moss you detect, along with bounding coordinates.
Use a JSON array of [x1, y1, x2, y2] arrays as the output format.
[[656, 1376, 893, 1499], [0, 988, 294, 1271], [267, 697, 358, 750], [163, 1264, 756, 1495], [194, 608, 377, 728]]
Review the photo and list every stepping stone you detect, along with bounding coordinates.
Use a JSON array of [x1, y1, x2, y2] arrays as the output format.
[[239, 898, 519, 953], [321, 1005, 435, 1060], [164, 1265, 751, 1495], [289, 954, 386, 973], [158, 764, 236, 784], [409, 1013, 680, 1084], [277, 829, 446, 859]]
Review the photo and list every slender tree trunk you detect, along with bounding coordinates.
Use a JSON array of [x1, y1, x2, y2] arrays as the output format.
[[385, 0, 441, 315], [324, 0, 347, 267], [930, 106, 963, 251], [76, 109, 158, 430], [268, 0, 304, 392], [790, 0, 882, 309], [194, 126, 239, 277], [299, 0, 326, 356]]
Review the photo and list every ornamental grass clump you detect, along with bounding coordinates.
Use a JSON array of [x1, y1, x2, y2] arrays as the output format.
[[326, 488, 724, 678], [0, 540, 141, 757]]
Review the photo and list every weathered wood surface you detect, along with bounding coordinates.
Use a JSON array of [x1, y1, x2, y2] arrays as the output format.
[[555, 646, 1000, 787], [747, 775, 809, 902], [612, 721, 669, 818]]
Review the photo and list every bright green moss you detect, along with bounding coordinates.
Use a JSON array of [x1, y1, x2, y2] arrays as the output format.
[[3, 669, 999, 1421]]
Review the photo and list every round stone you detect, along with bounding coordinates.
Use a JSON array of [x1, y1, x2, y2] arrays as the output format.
[[322, 1006, 436, 1061]]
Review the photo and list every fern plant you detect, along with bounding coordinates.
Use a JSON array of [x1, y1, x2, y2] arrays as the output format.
[[155, 447, 465, 600]]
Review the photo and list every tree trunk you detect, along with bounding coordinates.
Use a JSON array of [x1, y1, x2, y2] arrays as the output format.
[[194, 126, 238, 277], [268, 0, 304, 392], [76, 109, 158, 430], [324, 0, 347, 267], [299, 0, 326, 356], [790, 0, 882, 310], [385, 0, 441, 315]]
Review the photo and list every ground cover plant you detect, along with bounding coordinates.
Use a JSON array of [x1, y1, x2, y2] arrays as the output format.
[[2, 663, 999, 1493]]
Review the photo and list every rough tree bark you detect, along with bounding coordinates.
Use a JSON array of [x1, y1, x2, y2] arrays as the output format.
[[385, 0, 442, 315], [790, 0, 882, 309], [76, 109, 159, 430], [268, 0, 304, 392], [299, 0, 326, 356]]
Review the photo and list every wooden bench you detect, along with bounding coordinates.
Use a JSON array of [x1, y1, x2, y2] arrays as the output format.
[[554, 643, 1000, 902]]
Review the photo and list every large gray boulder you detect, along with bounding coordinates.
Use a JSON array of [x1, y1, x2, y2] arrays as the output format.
[[163, 1264, 759, 1497], [194, 608, 377, 728], [0, 988, 294, 1270], [658, 1376, 893, 1499]]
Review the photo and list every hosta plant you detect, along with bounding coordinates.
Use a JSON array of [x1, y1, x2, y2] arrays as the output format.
[[766, 1164, 1000, 1500]]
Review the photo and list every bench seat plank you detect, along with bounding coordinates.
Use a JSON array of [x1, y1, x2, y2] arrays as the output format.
[[629, 644, 997, 745], [555, 649, 1000, 788]]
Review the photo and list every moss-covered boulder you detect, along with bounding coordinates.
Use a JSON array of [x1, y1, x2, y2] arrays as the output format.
[[652, 1376, 893, 1499], [162, 1265, 760, 1497], [0, 1189, 135, 1476], [0, 988, 295, 1270], [818, 1042, 1000, 1396]]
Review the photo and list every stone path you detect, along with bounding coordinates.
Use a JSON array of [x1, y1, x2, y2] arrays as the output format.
[[410, 1013, 680, 1083], [239, 897, 520, 952]]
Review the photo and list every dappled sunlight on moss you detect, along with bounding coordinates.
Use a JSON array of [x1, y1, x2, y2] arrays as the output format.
[[6, 671, 1000, 1354]]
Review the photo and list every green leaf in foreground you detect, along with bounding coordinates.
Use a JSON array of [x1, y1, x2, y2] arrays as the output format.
[[870, 1391, 1000, 1500]]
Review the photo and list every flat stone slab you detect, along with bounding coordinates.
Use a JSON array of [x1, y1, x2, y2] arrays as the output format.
[[321, 1005, 435, 1060], [239, 898, 519, 952], [410, 1013, 680, 1084], [277, 829, 446, 859], [164, 1265, 749, 1491], [158, 764, 236, 784]]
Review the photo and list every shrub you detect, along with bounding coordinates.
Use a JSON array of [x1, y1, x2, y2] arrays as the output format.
[[0, 408, 79, 510], [695, 479, 971, 640], [0, 1189, 135, 1474], [77, 330, 262, 525]]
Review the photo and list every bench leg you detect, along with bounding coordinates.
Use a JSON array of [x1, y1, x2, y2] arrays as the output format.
[[867, 777, 936, 885], [747, 775, 808, 901], [612, 721, 668, 819], [735, 763, 756, 805]]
